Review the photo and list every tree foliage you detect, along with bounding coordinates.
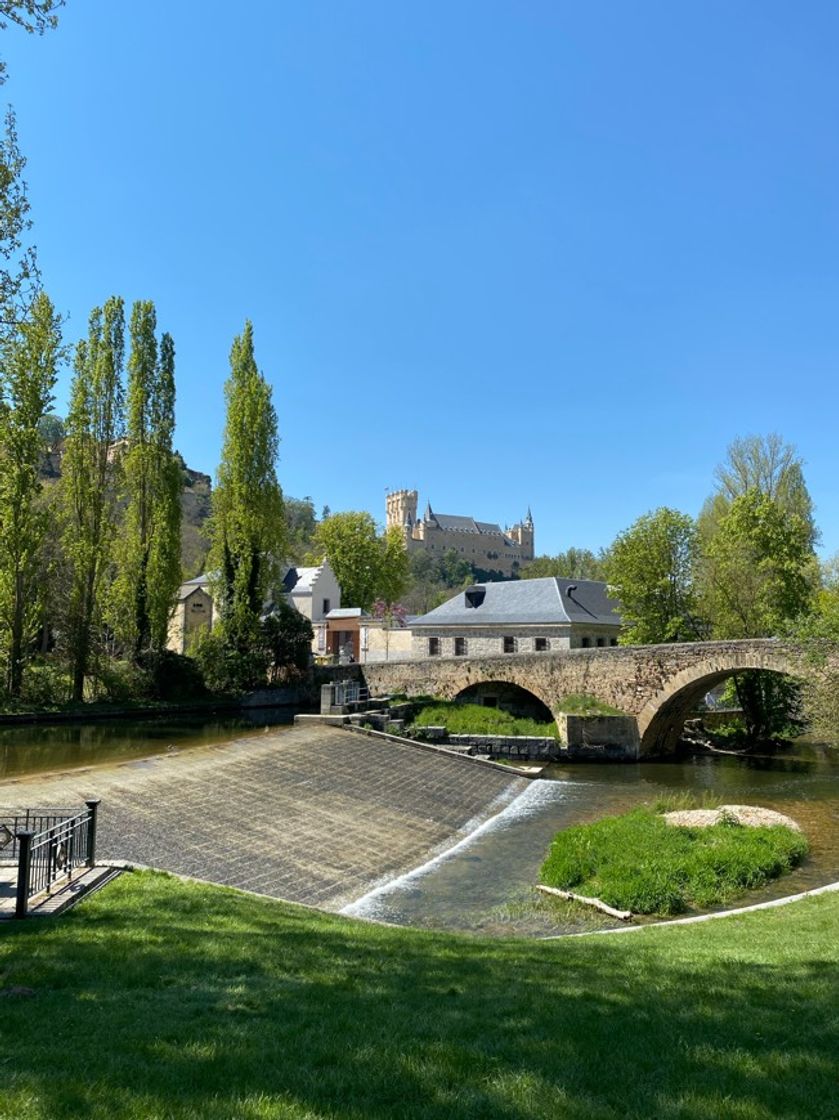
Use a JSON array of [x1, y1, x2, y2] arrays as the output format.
[[698, 490, 814, 640], [0, 289, 60, 693], [110, 301, 181, 657], [605, 508, 699, 645], [208, 321, 284, 657], [60, 297, 125, 701], [522, 548, 606, 581], [310, 512, 407, 613], [702, 433, 818, 549]]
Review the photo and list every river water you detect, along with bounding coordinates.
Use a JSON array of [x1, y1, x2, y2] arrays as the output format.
[[343, 743, 839, 937], [0, 708, 294, 780], [1, 715, 836, 938]]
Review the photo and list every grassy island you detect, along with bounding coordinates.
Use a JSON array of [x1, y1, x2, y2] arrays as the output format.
[[540, 804, 809, 915]]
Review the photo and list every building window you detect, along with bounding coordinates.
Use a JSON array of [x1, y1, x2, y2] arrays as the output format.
[[455, 636, 467, 656], [581, 637, 591, 648], [534, 637, 548, 652], [322, 598, 331, 615], [610, 638, 618, 647], [428, 636, 441, 656], [596, 638, 605, 647], [503, 636, 517, 654]]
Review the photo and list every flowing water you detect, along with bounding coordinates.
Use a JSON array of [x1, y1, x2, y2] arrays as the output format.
[[343, 743, 839, 937], [0, 708, 294, 780]]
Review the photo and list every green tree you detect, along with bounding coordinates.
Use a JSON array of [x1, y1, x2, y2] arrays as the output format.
[[699, 489, 815, 744], [0, 2, 63, 336], [110, 303, 181, 657], [605, 508, 699, 645], [701, 433, 818, 549], [378, 525, 410, 606], [60, 297, 125, 701], [36, 410, 63, 449], [522, 548, 606, 581], [285, 495, 318, 563], [207, 321, 284, 667], [699, 490, 814, 641], [261, 601, 314, 679], [310, 512, 385, 612], [0, 290, 61, 694], [791, 558, 839, 741]]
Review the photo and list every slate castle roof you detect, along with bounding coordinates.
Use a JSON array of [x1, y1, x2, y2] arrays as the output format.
[[423, 501, 510, 540], [411, 577, 622, 628]]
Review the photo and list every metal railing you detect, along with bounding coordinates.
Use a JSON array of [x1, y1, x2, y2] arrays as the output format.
[[330, 680, 369, 708], [3, 800, 100, 919]]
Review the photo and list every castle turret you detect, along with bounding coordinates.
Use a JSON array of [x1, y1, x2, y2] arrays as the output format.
[[510, 507, 535, 559], [386, 489, 418, 533]]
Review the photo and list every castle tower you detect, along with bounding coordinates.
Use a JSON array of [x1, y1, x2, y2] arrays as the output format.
[[510, 507, 535, 560], [386, 489, 418, 532]]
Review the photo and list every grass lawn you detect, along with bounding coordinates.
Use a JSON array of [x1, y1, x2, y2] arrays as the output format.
[[411, 700, 560, 738], [541, 807, 809, 915], [1, 871, 838, 1119]]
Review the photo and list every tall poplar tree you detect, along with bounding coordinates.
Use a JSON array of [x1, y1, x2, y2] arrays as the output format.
[[111, 302, 181, 657], [0, 289, 61, 694], [61, 297, 125, 701], [208, 321, 284, 659]]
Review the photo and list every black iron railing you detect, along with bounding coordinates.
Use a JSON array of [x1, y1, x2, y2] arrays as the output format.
[[2, 800, 100, 918]]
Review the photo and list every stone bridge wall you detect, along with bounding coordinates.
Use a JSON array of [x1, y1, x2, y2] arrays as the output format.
[[358, 640, 822, 757]]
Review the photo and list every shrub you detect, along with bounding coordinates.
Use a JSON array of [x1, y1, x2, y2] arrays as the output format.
[[193, 631, 269, 694], [136, 650, 207, 702], [19, 657, 73, 707]]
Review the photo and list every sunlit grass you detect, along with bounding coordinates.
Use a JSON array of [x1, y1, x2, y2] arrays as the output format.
[[0, 870, 836, 1119]]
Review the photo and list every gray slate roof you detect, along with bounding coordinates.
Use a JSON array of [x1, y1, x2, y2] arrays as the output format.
[[411, 577, 622, 628], [429, 512, 505, 536]]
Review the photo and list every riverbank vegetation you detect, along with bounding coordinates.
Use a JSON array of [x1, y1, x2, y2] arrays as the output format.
[[0, 870, 837, 1119], [540, 802, 809, 916], [555, 693, 625, 716], [410, 699, 560, 738]]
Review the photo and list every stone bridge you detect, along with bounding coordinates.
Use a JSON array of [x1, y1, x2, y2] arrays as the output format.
[[357, 639, 829, 757]]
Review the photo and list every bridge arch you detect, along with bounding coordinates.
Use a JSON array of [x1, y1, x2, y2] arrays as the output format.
[[637, 647, 805, 756], [453, 679, 557, 726]]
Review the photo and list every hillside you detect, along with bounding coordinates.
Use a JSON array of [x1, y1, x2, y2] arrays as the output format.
[[39, 444, 213, 580]]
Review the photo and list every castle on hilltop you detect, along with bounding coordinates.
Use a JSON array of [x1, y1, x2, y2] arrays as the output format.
[[386, 489, 534, 578]]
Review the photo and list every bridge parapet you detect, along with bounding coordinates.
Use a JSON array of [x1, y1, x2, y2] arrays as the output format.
[[358, 639, 821, 757]]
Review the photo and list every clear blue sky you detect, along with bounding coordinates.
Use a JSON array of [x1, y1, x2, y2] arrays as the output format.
[[5, 1, 838, 557]]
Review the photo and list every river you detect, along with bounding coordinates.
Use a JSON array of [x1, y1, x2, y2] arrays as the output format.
[[1, 715, 836, 938], [343, 743, 839, 936]]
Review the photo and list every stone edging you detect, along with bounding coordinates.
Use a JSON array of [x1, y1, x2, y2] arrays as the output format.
[[544, 879, 839, 939], [340, 722, 541, 778]]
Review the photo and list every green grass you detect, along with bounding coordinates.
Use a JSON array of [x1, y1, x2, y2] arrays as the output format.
[[540, 806, 809, 915], [411, 700, 560, 738], [1, 871, 838, 1119], [556, 693, 626, 716]]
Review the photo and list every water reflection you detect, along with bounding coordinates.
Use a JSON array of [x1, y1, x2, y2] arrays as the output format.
[[346, 742, 839, 938], [0, 707, 294, 780]]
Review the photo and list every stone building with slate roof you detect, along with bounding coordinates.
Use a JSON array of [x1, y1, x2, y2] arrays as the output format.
[[386, 489, 534, 577], [410, 577, 622, 659]]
